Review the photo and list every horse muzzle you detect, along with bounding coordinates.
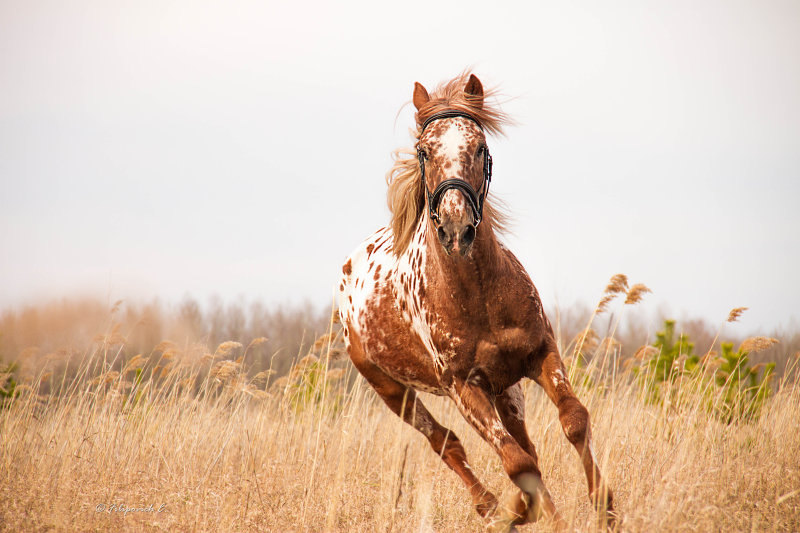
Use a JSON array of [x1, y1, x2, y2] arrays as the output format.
[[437, 220, 477, 256]]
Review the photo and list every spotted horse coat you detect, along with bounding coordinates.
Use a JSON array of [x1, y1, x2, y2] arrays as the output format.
[[338, 74, 615, 532]]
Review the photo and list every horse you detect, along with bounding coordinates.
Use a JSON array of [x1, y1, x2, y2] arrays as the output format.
[[338, 73, 615, 531]]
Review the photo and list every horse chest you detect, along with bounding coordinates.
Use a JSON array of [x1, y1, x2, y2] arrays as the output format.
[[340, 226, 544, 394]]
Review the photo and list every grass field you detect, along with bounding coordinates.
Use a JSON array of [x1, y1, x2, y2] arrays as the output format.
[[2, 307, 799, 533]]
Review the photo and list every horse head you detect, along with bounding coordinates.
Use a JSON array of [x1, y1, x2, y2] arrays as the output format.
[[414, 75, 492, 257]]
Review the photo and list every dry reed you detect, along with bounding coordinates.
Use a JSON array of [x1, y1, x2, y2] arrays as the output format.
[[727, 307, 749, 323], [1, 307, 799, 532]]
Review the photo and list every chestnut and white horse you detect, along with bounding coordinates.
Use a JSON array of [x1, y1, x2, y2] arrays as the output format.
[[338, 73, 615, 531]]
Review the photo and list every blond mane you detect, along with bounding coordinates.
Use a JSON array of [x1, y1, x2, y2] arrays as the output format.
[[385, 72, 512, 256]]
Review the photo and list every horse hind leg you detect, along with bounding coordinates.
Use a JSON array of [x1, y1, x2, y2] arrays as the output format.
[[449, 378, 566, 532], [346, 337, 497, 517], [532, 350, 616, 528]]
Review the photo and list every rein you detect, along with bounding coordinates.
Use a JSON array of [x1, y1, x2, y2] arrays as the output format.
[[417, 111, 493, 227]]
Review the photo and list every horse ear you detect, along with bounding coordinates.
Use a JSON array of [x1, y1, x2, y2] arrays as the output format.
[[464, 74, 484, 109], [413, 82, 430, 111]]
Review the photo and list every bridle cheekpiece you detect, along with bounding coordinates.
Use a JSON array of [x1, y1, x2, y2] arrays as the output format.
[[417, 111, 493, 227]]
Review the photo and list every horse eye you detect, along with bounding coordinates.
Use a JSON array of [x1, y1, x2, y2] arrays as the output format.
[[476, 145, 486, 157]]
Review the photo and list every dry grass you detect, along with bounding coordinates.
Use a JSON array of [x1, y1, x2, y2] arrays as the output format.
[[727, 308, 749, 323], [1, 324, 799, 533], [2, 280, 799, 532], [0, 297, 329, 382]]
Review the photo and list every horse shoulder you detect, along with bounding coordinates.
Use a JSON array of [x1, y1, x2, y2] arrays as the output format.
[[338, 229, 445, 392], [338, 228, 394, 327]]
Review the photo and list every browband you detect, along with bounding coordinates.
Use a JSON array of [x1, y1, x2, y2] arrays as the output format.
[[421, 110, 483, 133]]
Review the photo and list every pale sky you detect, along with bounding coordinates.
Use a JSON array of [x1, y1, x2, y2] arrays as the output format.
[[1, 0, 798, 334]]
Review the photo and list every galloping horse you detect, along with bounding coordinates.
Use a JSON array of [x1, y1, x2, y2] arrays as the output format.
[[338, 73, 615, 531]]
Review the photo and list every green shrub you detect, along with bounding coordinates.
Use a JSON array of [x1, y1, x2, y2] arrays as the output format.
[[0, 362, 19, 408], [634, 320, 776, 423], [713, 341, 775, 423]]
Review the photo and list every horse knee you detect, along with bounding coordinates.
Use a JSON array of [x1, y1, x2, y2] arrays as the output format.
[[559, 398, 589, 445]]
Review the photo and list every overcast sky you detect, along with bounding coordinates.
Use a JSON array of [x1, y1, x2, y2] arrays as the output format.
[[1, 0, 798, 334]]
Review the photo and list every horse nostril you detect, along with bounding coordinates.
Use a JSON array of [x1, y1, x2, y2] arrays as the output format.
[[461, 225, 476, 247], [437, 226, 448, 245]]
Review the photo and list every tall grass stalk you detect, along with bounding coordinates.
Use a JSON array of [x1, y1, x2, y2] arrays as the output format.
[[1, 315, 799, 531]]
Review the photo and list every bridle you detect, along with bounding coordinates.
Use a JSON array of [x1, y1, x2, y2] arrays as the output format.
[[417, 111, 493, 227]]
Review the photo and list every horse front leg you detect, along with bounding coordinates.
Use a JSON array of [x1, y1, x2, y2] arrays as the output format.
[[531, 349, 616, 528], [492, 383, 545, 528], [449, 378, 566, 532], [346, 333, 498, 518]]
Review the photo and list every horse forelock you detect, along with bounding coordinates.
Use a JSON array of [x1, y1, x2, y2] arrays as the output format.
[[386, 72, 513, 257], [414, 72, 510, 137]]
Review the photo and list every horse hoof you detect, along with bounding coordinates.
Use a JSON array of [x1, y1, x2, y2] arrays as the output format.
[[512, 473, 547, 522], [474, 489, 499, 519], [591, 486, 617, 530], [485, 516, 516, 533], [601, 508, 619, 531], [486, 485, 541, 532]]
